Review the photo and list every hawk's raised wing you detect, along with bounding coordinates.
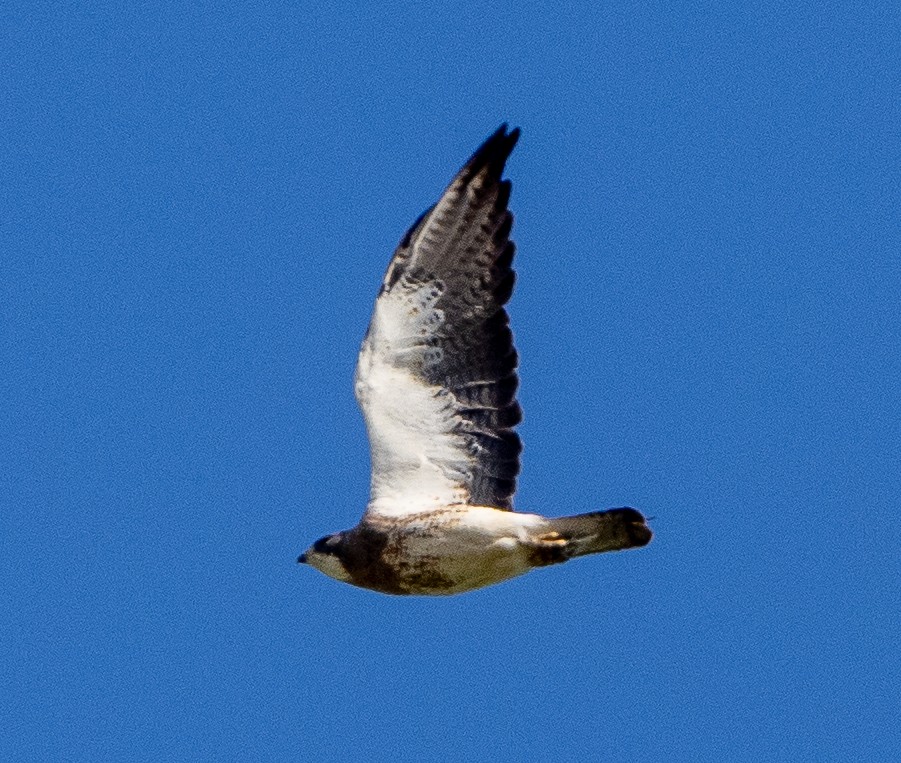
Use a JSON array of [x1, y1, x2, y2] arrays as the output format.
[[354, 126, 521, 518]]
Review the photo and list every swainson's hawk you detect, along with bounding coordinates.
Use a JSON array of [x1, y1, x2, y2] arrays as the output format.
[[299, 126, 651, 595]]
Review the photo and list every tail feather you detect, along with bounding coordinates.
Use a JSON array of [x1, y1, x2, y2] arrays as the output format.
[[549, 507, 652, 558]]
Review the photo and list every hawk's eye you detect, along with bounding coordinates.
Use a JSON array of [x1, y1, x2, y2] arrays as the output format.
[[313, 535, 341, 554]]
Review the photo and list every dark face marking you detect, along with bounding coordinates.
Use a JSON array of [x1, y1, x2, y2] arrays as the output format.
[[298, 533, 343, 564], [313, 534, 343, 555]]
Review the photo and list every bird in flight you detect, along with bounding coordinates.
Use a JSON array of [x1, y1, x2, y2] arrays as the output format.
[[299, 125, 651, 595]]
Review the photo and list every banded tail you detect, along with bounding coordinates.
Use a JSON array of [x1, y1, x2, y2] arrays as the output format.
[[547, 508, 652, 559]]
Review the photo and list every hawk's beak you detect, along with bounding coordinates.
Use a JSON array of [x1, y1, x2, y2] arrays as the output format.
[[297, 554, 307, 564]]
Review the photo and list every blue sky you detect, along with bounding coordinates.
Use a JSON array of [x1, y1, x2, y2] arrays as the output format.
[[3, 2, 899, 760]]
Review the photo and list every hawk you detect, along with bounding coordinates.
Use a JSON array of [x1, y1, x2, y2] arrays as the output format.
[[298, 125, 651, 595]]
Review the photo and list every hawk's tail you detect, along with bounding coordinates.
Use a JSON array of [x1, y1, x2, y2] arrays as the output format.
[[548, 508, 652, 558]]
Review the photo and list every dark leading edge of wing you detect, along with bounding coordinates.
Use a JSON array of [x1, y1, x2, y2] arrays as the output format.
[[382, 125, 522, 510]]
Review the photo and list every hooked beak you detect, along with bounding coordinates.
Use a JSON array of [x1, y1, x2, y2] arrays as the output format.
[[297, 553, 307, 564]]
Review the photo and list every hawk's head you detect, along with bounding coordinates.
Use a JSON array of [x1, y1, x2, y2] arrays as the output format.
[[297, 532, 352, 583]]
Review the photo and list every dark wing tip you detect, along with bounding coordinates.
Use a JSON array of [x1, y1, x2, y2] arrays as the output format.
[[382, 126, 519, 291], [461, 124, 520, 181]]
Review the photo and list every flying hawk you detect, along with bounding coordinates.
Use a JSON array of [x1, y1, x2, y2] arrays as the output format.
[[299, 125, 651, 595]]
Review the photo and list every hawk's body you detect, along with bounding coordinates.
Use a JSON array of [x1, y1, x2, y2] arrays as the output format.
[[299, 126, 651, 595]]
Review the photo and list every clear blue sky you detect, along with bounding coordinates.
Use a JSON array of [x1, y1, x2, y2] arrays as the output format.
[[3, 2, 899, 760]]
